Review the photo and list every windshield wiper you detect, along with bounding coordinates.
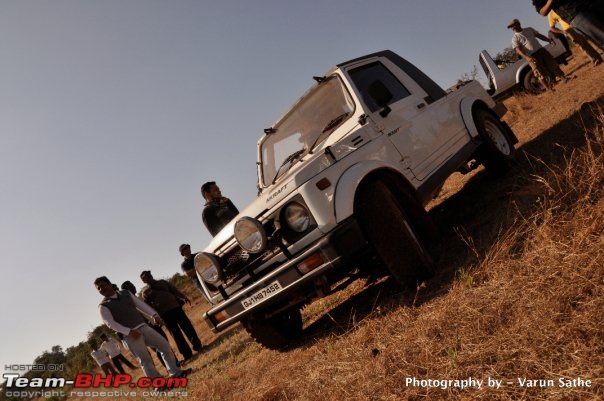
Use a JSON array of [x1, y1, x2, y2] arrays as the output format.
[[322, 112, 349, 133], [271, 148, 305, 184], [309, 112, 349, 154]]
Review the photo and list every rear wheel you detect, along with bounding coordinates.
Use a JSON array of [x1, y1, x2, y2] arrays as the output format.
[[242, 307, 303, 350], [356, 181, 434, 287], [474, 109, 516, 175], [523, 70, 547, 94]]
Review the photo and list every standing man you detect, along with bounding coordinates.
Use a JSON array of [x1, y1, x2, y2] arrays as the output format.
[[201, 181, 239, 236], [179, 243, 204, 295], [94, 276, 189, 380], [535, 0, 604, 48], [121, 280, 175, 368], [508, 18, 568, 90], [89, 339, 117, 376], [548, 10, 603, 65], [140, 271, 203, 362], [99, 333, 137, 374]]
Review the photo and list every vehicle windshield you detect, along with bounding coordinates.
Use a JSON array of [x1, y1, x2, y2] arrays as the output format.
[[260, 76, 354, 186]]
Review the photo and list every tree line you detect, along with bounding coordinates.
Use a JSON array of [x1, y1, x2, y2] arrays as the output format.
[[0, 273, 192, 401]]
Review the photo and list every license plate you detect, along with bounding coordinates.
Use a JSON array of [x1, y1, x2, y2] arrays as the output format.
[[241, 281, 282, 310]]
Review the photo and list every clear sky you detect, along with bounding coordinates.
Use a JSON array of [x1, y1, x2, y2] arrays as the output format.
[[0, 0, 550, 378]]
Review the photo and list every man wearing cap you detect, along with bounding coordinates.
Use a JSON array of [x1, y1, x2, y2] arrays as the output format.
[[94, 276, 190, 381], [508, 18, 568, 90], [140, 270, 203, 361], [179, 244, 204, 295], [534, 0, 604, 48]]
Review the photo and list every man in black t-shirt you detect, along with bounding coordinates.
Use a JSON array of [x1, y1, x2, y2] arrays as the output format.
[[140, 271, 203, 361], [201, 181, 239, 236], [179, 243, 204, 295]]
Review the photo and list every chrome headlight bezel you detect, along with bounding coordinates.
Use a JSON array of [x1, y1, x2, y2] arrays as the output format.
[[234, 217, 268, 254], [194, 252, 224, 285], [283, 202, 311, 233]]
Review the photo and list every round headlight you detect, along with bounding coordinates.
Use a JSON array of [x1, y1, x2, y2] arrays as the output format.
[[194, 252, 223, 284], [284, 202, 311, 233], [234, 217, 267, 253]]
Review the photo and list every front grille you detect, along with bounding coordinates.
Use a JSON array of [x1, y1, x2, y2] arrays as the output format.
[[225, 247, 249, 267], [220, 242, 281, 280]]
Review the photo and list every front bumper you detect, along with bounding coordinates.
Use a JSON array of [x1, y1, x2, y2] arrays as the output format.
[[203, 218, 367, 332]]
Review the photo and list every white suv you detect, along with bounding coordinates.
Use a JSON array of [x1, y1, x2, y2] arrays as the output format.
[[194, 50, 518, 349]]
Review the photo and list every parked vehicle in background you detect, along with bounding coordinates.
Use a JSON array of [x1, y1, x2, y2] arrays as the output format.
[[480, 33, 571, 98], [194, 50, 518, 349]]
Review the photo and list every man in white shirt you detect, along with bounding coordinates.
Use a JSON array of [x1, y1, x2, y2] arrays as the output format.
[[94, 276, 190, 380], [90, 339, 117, 376], [100, 333, 137, 374], [508, 18, 569, 90]]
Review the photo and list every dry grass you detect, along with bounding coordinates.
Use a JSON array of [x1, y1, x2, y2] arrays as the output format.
[[66, 52, 604, 401], [195, 111, 603, 401]]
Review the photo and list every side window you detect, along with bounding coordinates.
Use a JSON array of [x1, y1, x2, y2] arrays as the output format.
[[349, 62, 411, 112]]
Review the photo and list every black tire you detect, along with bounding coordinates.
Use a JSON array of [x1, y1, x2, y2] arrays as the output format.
[[242, 307, 303, 350], [522, 69, 546, 94], [474, 109, 516, 175], [356, 181, 434, 287]]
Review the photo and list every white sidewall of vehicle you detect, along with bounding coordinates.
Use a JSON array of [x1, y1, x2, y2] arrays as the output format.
[[460, 97, 484, 139], [516, 65, 530, 85], [333, 161, 401, 224]]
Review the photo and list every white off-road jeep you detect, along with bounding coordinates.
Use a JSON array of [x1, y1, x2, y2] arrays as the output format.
[[194, 50, 518, 349]]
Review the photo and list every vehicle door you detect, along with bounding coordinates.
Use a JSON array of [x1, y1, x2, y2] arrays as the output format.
[[344, 58, 466, 181]]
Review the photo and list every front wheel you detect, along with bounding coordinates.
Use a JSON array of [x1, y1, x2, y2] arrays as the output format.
[[356, 181, 434, 287], [474, 109, 517, 175], [242, 307, 303, 350]]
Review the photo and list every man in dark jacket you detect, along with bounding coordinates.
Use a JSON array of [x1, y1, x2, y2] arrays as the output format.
[[140, 271, 203, 361], [201, 181, 239, 236]]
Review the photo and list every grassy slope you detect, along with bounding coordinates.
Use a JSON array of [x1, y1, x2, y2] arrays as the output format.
[[69, 52, 603, 401]]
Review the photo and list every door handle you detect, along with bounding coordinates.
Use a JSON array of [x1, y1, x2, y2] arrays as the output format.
[[416, 103, 426, 110]]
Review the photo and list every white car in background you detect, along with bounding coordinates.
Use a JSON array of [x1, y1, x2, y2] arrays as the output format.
[[479, 33, 572, 98]]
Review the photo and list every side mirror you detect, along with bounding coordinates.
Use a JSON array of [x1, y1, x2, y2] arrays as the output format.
[[367, 80, 393, 117]]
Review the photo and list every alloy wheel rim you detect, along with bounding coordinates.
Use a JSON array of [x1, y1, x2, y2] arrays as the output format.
[[484, 120, 511, 155]]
